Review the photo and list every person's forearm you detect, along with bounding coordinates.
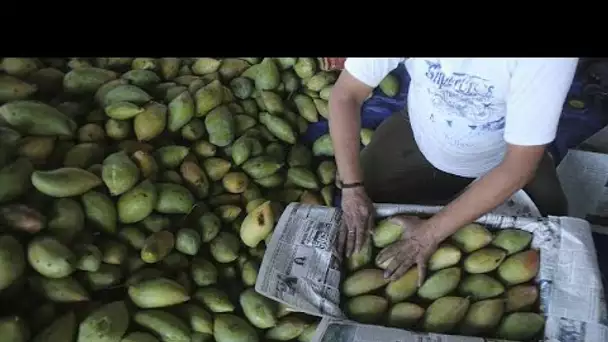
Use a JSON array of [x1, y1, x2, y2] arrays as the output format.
[[424, 163, 534, 242], [328, 96, 363, 184]]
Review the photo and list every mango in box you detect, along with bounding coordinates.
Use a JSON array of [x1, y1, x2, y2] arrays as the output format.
[[342, 268, 389, 297], [451, 223, 492, 253], [498, 249, 540, 285], [346, 295, 388, 324], [388, 302, 425, 329], [423, 296, 470, 334]]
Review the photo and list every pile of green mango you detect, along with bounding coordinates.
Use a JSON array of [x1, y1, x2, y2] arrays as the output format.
[[0, 57, 398, 342], [342, 220, 545, 341]]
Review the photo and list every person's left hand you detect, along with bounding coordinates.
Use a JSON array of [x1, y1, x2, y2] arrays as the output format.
[[375, 215, 440, 285]]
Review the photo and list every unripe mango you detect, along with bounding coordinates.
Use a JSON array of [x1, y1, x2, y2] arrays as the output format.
[[423, 296, 470, 334], [388, 302, 424, 329], [492, 229, 533, 255], [459, 274, 505, 300], [451, 223, 492, 253], [346, 295, 388, 324], [417, 267, 461, 301], [497, 249, 540, 285], [428, 244, 462, 271], [496, 312, 545, 341], [460, 299, 505, 335], [463, 247, 507, 274], [342, 268, 389, 297]]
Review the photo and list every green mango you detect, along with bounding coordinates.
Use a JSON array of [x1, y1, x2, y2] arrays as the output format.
[[219, 58, 250, 81], [210, 232, 240, 263], [379, 74, 400, 97], [84, 264, 122, 291], [2, 57, 39, 76], [346, 295, 389, 324], [312, 134, 334, 156], [428, 244, 462, 271], [0, 158, 33, 203], [239, 288, 278, 328], [287, 167, 319, 189], [388, 302, 425, 329], [168, 91, 195, 132], [463, 247, 507, 274], [181, 118, 206, 141], [230, 77, 253, 99], [160, 57, 181, 80], [134, 102, 167, 142], [27, 236, 74, 279], [81, 191, 117, 234], [417, 267, 461, 300], [176, 228, 201, 256], [451, 223, 492, 253], [117, 180, 158, 224], [259, 112, 296, 144], [30, 275, 89, 302], [94, 79, 129, 104], [497, 249, 540, 286], [0, 100, 76, 136], [195, 79, 223, 116], [293, 94, 318, 122], [31, 167, 101, 198], [134, 310, 190, 342], [128, 278, 190, 308], [205, 105, 235, 147], [63, 67, 117, 94], [306, 72, 336, 92], [343, 268, 389, 297], [155, 145, 189, 169], [192, 58, 221, 75], [492, 229, 533, 255], [155, 183, 194, 214], [459, 274, 505, 300], [101, 84, 152, 107], [496, 312, 545, 341], [105, 101, 144, 120], [0, 75, 37, 102], [0, 316, 29, 342], [242, 156, 283, 179], [0, 235, 25, 291], [121, 69, 160, 88], [73, 244, 102, 272], [460, 299, 505, 336], [255, 58, 280, 90], [423, 297, 470, 333], [265, 315, 307, 341], [102, 151, 140, 196], [195, 287, 235, 313], [294, 58, 317, 79], [214, 314, 259, 342], [77, 301, 129, 342], [105, 119, 131, 140]]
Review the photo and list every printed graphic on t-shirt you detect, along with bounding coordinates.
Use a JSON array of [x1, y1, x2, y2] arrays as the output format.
[[424, 60, 506, 133]]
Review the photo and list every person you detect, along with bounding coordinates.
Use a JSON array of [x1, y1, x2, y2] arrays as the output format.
[[328, 58, 578, 284]]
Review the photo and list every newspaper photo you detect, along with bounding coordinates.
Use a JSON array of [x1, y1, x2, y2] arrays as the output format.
[[557, 150, 608, 231], [256, 203, 608, 342]]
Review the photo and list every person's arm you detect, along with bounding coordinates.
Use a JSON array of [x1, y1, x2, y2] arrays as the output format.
[[422, 58, 579, 243], [329, 58, 403, 256], [328, 58, 403, 184]]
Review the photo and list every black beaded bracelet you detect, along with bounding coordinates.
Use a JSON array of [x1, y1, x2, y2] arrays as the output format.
[[340, 181, 364, 189]]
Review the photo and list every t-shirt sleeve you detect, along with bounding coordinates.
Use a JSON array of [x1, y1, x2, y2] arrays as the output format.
[[504, 58, 579, 146], [344, 58, 404, 88]]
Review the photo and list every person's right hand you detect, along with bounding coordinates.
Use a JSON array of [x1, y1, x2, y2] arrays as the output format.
[[338, 186, 375, 258]]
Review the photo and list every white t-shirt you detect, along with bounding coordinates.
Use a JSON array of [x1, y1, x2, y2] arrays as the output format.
[[344, 58, 579, 178]]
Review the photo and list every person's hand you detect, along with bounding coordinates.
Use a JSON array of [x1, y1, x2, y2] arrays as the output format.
[[375, 215, 439, 285], [338, 186, 374, 258]]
